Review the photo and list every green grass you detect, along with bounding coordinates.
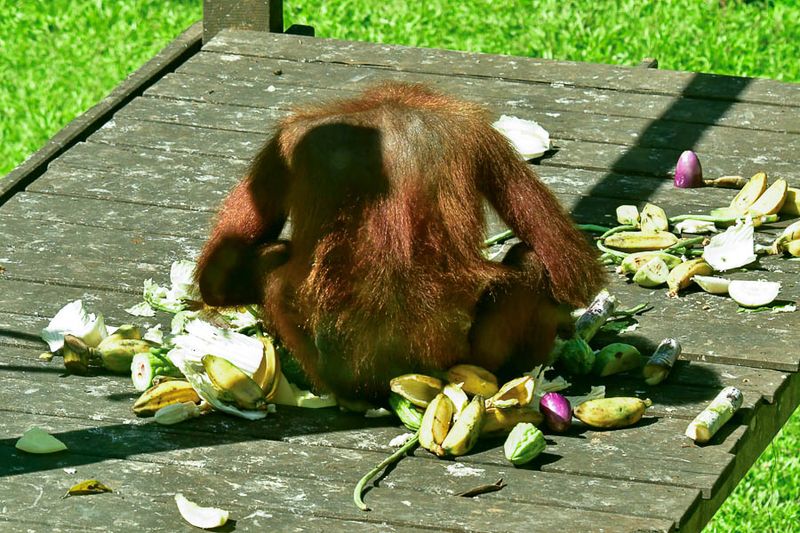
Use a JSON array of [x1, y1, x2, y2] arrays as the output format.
[[2, 0, 799, 530]]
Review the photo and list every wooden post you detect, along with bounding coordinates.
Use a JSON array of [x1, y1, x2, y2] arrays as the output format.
[[203, 0, 283, 44]]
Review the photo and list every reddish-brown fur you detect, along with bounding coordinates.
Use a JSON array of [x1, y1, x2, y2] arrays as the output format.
[[196, 83, 606, 402]]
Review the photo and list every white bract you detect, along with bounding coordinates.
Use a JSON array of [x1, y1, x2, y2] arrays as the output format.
[[492, 115, 551, 159], [41, 300, 108, 352], [170, 319, 265, 376], [728, 280, 781, 308], [702, 216, 757, 271], [692, 275, 731, 295], [174, 493, 229, 529], [143, 260, 201, 313], [674, 219, 717, 234]]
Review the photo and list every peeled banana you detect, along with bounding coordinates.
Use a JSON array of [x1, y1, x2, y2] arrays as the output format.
[[419, 393, 455, 457], [202, 354, 268, 411], [133, 380, 201, 417], [666, 258, 713, 296], [446, 365, 499, 397], [482, 406, 544, 436], [441, 394, 485, 456]]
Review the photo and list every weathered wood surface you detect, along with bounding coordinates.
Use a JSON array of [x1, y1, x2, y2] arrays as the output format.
[[2, 29, 799, 533]]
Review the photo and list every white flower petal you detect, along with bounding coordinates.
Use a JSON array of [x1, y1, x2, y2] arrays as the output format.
[[41, 300, 108, 351]]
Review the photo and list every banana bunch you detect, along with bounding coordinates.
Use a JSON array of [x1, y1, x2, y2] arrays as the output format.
[[62, 325, 158, 375], [390, 364, 542, 457]]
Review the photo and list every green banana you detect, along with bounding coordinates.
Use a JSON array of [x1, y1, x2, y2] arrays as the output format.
[[418, 393, 454, 457]]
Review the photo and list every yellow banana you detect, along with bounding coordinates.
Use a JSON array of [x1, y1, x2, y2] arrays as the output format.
[[574, 397, 652, 429], [482, 406, 544, 436], [446, 364, 499, 397], [202, 354, 268, 410], [254, 335, 281, 401], [666, 258, 713, 296], [486, 376, 535, 409], [603, 231, 679, 252], [441, 394, 485, 456], [418, 393, 454, 457], [389, 373, 443, 408], [133, 380, 200, 417]]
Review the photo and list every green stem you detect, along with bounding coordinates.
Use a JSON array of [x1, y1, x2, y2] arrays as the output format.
[[354, 433, 420, 511], [597, 239, 629, 259], [600, 224, 637, 240], [576, 224, 612, 234], [484, 229, 514, 247], [664, 236, 705, 254], [613, 303, 650, 317]]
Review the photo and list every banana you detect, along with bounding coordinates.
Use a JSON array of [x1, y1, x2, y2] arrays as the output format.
[[603, 231, 679, 252], [154, 401, 202, 425], [747, 178, 788, 216], [615, 205, 640, 226], [388, 392, 424, 431], [133, 380, 201, 417], [632, 257, 670, 288], [202, 355, 268, 410], [618, 251, 682, 276], [441, 394, 485, 456], [62, 334, 90, 375], [418, 393, 454, 457], [389, 373, 443, 408], [102, 324, 143, 343], [482, 406, 544, 436], [780, 186, 800, 216], [486, 376, 535, 409], [574, 397, 652, 429], [729, 171, 767, 213], [771, 220, 800, 254], [640, 203, 669, 234], [97, 338, 158, 374], [666, 258, 713, 296], [592, 343, 643, 377], [446, 364, 499, 397], [254, 335, 281, 401], [786, 239, 800, 257], [442, 383, 469, 419]]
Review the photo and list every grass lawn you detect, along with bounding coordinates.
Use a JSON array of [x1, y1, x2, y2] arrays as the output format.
[[1, 0, 798, 530]]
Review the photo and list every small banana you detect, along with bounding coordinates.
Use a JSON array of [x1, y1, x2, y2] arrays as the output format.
[[486, 376, 535, 409], [97, 338, 158, 373], [389, 373, 443, 408], [640, 203, 669, 234], [482, 406, 544, 436], [62, 334, 91, 375], [574, 397, 652, 429], [102, 324, 143, 343], [418, 393, 454, 457], [667, 258, 713, 296], [446, 364, 499, 397], [154, 401, 202, 425], [202, 354, 268, 410], [133, 380, 200, 417], [771, 220, 800, 254], [441, 394, 485, 456], [618, 251, 682, 276], [603, 231, 679, 252]]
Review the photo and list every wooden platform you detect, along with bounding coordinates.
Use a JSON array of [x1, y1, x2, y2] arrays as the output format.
[[2, 25, 799, 533]]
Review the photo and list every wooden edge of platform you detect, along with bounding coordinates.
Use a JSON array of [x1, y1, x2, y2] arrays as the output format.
[[0, 21, 204, 206]]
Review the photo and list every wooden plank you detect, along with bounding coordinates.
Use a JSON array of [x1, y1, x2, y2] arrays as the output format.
[[173, 52, 800, 160], [0, 355, 746, 500], [0, 446, 676, 532], [203, 30, 800, 113], [43, 130, 747, 217], [681, 371, 800, 532], [601, 270, 800, 372], [0, 217, 203, 292], [138, 76, 800, 183], [0, 399, 694, 529], [0, 22, 203, 205], [0, 192, 214, 239]]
